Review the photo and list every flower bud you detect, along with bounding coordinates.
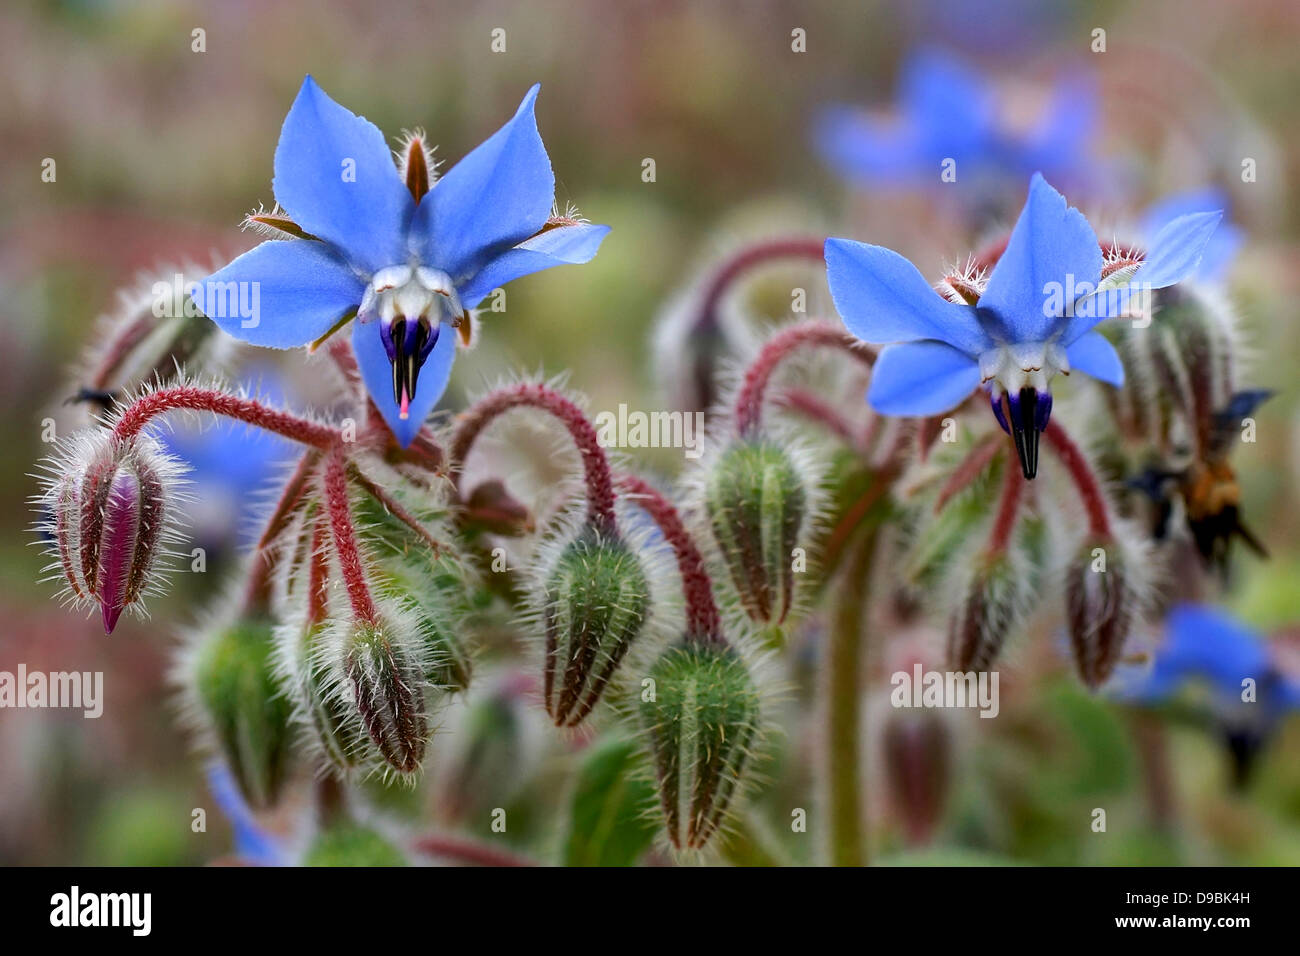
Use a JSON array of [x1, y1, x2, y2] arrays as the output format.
[[538, 523, 651, 726], [183, 616, 293, 809], [1065, 538, 1138, 688], [947, 552, 1026, 673], [703, 437, 811, 625], [344, 618, 428, 775], [283, 617, 369, 773], [881, 708, 951, 845], [302, 822, 407, 867], [38, 431, 185, 633], [641, 641, 761, 850]]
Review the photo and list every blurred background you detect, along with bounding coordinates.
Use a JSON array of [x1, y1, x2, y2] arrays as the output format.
[[2, 0, 1299, 865]]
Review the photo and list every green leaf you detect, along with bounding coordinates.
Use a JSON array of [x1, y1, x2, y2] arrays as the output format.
[[562, 735, 658, 867]]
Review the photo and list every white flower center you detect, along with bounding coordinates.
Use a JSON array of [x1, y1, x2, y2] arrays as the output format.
[[978, 340, 1070, 396], [359, 264, 464, 327]]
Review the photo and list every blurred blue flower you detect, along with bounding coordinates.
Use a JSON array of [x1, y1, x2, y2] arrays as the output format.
[[1115, 604, 1300, 710], [826, 173, 1220, 478], [1140, 188, 1243, 281], [815, 48, 1098, 194], [192, 76, 609, 446], [206, 763, 286, 866], [155, 370, 295, 550]]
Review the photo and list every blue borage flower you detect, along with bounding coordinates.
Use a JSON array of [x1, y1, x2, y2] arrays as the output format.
[[191, 76, 609, 446], [1141, 188, 1243, 282], [814, 47, 1097, 193], [826, 173, 1222, 478], [1115, 604, 1300, 710]]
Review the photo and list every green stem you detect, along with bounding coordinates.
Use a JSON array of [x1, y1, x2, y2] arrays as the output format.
[[826, 528, 875, 867]]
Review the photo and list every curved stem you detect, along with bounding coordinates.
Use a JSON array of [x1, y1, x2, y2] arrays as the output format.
[[1043, 420, 1112, 538], [449, 382, 617, 532], [616, 473, 723, 644], [696, 238, 827, 335], [734, 319, 872, 435], [112, 385, 341, 450], [323, 450, 377, 626]]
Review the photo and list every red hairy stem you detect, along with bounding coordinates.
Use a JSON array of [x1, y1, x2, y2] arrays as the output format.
[[987, 462, 1026, 554], [696, 237, 827, 333], [348, 464, 447, 556], [448, 382, 617, 532], [735, 319, 873, 435], [323, 450, 378, 626], [306, 512, 331, 626], [112, 385, 341, 450], [774, 387, 859, 446], [1043, 421, 1112, 538], [934, 436, 1001, 513], [616, 473, 723, 644], [412, 833, 538, 867]]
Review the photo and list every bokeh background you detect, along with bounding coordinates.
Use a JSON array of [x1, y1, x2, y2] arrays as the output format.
[[2, 0, 1299, 865]]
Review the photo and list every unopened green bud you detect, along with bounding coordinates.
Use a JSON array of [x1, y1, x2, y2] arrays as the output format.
[[345, 619, 428, 775], [540, 524, 651, 727], [704, 437, 810, 625], [641, 641, 761, 850], [187, 617, 292, 809], [289, 618, 369, 773]]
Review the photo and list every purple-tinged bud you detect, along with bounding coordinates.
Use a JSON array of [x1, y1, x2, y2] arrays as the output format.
[[1065, 537, 1139, 689], [882, 708, 951, 845], [38, 431, 186, 633], [640, 641, 762, 851], [535, 522, 652, 727], [345, 618, 428, 775]]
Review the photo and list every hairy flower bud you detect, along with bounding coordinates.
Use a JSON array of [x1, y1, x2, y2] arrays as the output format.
[[641, 642, 762, 850], [283, 617, 369, 773], [38, 431, 186, 633], [1065, 537, 1139, 688], [182, 616, 293, 809], [537, 523, 652, 726], [703, 437, 812, 625], [947, 552, 1026, 673], [345, 618, 429, 774]]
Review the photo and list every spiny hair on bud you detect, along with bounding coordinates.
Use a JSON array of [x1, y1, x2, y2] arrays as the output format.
[[519, 499, 677, 728], [273, 595, 447, 783], [634, 637, 771, 854], [682, 423, 829, 631], [171, 585, 294, 809], [32, 428, 190, 629]]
